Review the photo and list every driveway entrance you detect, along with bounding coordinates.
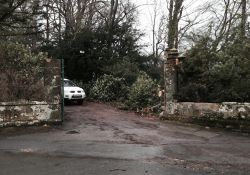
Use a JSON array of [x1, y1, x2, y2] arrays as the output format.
[[0, 102, 250, 175]]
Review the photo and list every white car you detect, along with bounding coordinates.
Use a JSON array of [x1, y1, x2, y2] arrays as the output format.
[[64, 79, 86, 105]]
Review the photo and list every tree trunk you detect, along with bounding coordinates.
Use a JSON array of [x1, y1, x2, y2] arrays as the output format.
[[167, 0, 174, 48], [107, 0, 119, 53], [45, 1, 50, 44], [167, 0, 183, 49], [240, 0, 247, 39]]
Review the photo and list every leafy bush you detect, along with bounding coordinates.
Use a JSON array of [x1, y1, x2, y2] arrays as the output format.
[[0, 41, 45, 68], [90, 74, 128, 102], [178, 83, 208, 102], [0, 41, 48, 101], [74, 80, 94, 99], [179, 37, 250, 102], [106, 57, 140, 85], [127, 72, 159, 109]]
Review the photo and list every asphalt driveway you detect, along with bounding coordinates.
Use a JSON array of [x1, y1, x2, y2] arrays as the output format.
[[0, 102, 250, 175]]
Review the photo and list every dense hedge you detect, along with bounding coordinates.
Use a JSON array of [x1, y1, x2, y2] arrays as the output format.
[[90, 74, 127, 102], [178, 38, 250, 103], [127, 72, 159, 109]]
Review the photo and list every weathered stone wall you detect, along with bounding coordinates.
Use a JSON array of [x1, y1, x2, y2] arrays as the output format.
[[163, 48, 250, 131], [163, 102, 250, 131], [0, 59, 62, 127]]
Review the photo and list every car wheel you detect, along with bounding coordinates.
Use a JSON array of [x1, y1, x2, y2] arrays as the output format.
[[77, 100, 83, 105], [64, 99, 70, 105]]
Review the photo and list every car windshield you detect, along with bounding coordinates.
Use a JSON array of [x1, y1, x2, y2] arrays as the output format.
[[64, 80, 77, 87]]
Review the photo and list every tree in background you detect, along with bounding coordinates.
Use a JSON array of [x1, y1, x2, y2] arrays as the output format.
[[178, 0, 250, 102], [1, 0, 249, 105], [0, 0, 43, 48], [54, 0, 147, 84]]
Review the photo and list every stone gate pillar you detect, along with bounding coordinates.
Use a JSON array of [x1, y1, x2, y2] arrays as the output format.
[[164, 48, 185, 106], [164, 49, 179, 105]]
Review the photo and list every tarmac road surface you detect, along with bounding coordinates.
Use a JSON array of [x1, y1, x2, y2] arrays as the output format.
[[0, 102, 250, 175]]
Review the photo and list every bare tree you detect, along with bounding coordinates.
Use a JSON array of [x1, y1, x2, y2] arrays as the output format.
[[40, 0, 103, 43], [0, 0, 28, 23], [149, 0, 166, 61], [167, 0, 184, 49], [165, 0, 203, 50]]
